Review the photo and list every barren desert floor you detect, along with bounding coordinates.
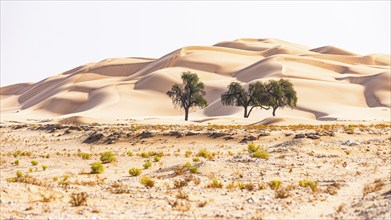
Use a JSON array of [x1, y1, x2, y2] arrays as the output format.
[[0, 123, 390, 219]]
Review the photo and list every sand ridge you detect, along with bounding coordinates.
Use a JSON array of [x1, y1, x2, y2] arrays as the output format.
[[1, 38, 390, 124]]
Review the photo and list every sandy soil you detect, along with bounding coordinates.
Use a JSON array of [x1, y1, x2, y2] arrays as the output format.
[[0, 123, 390, 219]]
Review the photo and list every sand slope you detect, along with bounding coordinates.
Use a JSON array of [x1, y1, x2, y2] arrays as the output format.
[[1, 38, 390, 123]]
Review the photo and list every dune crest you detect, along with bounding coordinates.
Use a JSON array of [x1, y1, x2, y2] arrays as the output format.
[[1, 38, 390, 124]]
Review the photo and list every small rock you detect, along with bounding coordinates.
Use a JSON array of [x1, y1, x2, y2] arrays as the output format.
[[294, 134, 305, 139], [245, 197, 254, 203]]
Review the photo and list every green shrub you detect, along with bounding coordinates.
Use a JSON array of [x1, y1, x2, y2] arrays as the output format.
[[127, 151, 133, 156], [185, 151, 192, 157], [192, 157, 200, 162], [143, 161, 152, 169], [31, 160, 38, 166], [196, 149, 214, 159], [91, 162, 104, 174], [253, 150, 269, 159], [16, 170, 23, 178], [196, 149, 210, 158], [298, 179, 318, 192], [14, 159, 20, 166], [189, 165, 198, 174], [248, 143, 261, 153], [128, 168, 142, 176], [269, 180, 282, 190], [140, 176, 155, 188], [140, 152, 150, 158], [183, 162, 192, 168], [29, 167, 33, 172], [42, 165, 48, 171], [81, 153, 91, 160], [100, 151, 116, 164], [153, 156, 161, 162]]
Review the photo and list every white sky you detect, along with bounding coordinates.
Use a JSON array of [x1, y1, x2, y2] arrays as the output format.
[[1, 1, 390, 86]]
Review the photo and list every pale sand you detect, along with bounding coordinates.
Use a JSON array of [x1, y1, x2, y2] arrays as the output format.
[[1, 38, 390, 124]]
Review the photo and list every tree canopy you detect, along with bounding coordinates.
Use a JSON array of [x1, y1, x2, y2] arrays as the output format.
[[166, 71, 207, 121], [221, 82, 269, 118], [221, 79, 297, 117]]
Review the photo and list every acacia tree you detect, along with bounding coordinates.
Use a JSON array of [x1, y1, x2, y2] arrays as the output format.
[[221, 81, 269, 118], [221, 79, 298, 117], [167, 71, 207, 121], [265, 79, 298, 116]]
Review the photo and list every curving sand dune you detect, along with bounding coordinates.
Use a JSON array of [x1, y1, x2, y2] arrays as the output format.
[[1, 38, 390, 124]]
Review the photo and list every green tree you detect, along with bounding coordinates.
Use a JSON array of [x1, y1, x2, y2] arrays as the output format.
[[221, 81, 269, 118], [265, 79, 298, 116], [167, 71, 208, 121], [221, 79, 298, 117]]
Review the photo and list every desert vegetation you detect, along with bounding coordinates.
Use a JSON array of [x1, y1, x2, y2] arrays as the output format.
[[221, 79, 297, 117], [0, 123, 390, 219]]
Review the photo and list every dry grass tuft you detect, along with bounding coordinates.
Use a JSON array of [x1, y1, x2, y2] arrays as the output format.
[[363, 179, 385, 196], [70, 192, 88, 206]]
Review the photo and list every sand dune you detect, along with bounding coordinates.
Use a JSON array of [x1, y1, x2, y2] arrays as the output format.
[[1, 38, 390, 124]]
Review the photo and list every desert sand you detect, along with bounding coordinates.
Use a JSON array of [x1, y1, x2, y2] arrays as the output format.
[[0, 124, 390, 219], [0, 38, 390, 124]]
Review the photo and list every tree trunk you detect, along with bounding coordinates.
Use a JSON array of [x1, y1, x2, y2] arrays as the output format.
[[244, 106, 248, 118], [184, 108, 189, 121], [272, 107, 277, 116]]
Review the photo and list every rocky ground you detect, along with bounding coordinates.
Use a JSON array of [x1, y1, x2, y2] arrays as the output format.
[[0, 123, 390, 219]]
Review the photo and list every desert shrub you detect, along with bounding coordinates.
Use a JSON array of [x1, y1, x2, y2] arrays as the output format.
[[185, 151, 192, 157], [39, 192, 56, 203], [127, 151, 133, 156], [140, 176, 155, 188], [140, 152, 150, 158], [252, 150, 269, 159], [173, 179, 188, 188], [70, 192, 88, 206], [128, 168, 142, 176], [31, 160, 38, 166], [258, 182, 267, 190], [100, 151, 116, 164], [81, 153, 91, 160], [196, 149, 210, 158], [237, 182, 245, 190], [14, 159, 20, 166], [29, 167, 33, 172], [143, 161, 152, 169], [189, 165, 198, 174], [176, 190, 189, 200], [183, 162, 192, 168], [192, 157, 200, 162], [275, 187, 290, 198], [227, 182, 236, 190], [363, 179, 385, 196], [207, 178, 223, 188], [298, 179, 318, 192], [244, 183, 255, 191], [42, 165, 48, 171], [90, 162, 104, 174], [268, 180, 281, 190], [248, 143, 260, 153], [16, 170, 23, 178], [13, 151, 20, 158], [21, 151, 32, 157], [153, 156, 161, 162]]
